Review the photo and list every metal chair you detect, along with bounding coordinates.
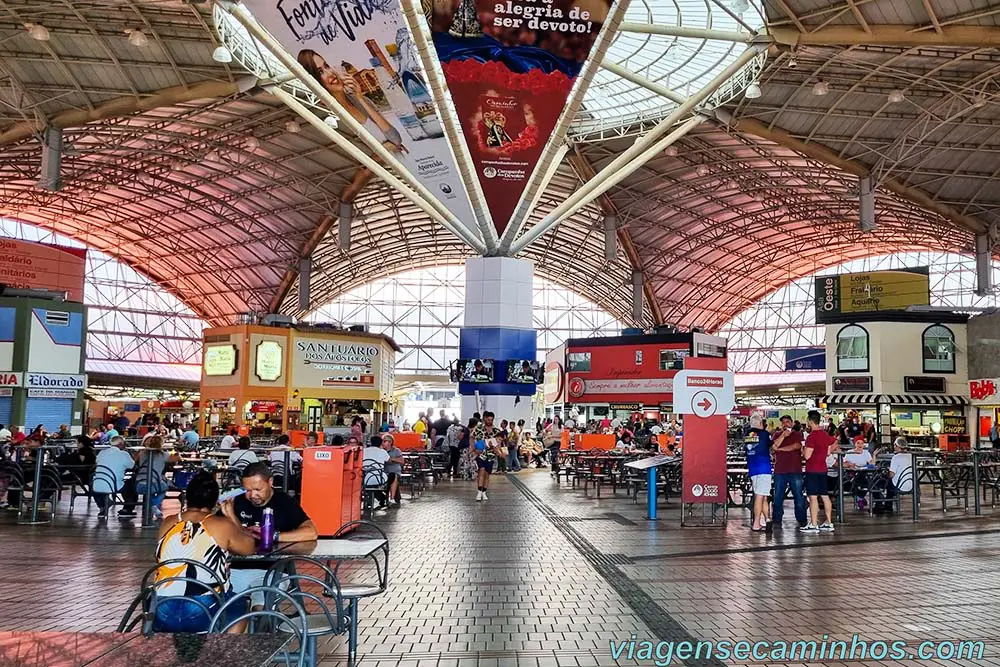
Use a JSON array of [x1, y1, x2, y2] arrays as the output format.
[[332, 521, 389, 666], [264, 558, 346, 667], [220, 468, 243, 491], [209, 587, 309, 667], [90, 464, 123, 515], [117, 559, 227, 634], [361, 463, 387, 517]]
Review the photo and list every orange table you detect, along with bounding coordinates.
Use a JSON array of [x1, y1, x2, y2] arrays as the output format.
[[391, 431, 424, 451]]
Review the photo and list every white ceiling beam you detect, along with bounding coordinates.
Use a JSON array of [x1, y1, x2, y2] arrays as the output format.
[[771, 24, 1000, 48]]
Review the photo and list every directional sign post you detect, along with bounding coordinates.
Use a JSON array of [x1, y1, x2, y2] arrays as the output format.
[[677, 360, 732, 519]]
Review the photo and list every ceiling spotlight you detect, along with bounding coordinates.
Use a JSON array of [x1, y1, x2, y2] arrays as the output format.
[[245, 136, 260, 152], [888, 89, 905, 104], [285, 120, 301, 133], [664, 145, 678, 157], [24, 23, 50, 41], [730, 0, 750, 14], [696, 164, 710, 177], [212, 45, 233, 63], [205, 150, 219, 162], [126, 29, 148, 47], [812, 80, 829, 96], [324, 115, 339, 129], [745, 81, 762, 99], [972, 95, 987, 108], [787, 55, 797, 69], [170, 159, 185, 171]]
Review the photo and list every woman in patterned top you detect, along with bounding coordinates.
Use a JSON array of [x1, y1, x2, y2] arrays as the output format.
[[153, 471, 256, 632], [472, 411, 502, 502]]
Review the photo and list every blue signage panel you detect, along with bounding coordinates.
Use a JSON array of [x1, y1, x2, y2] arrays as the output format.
[[784, 347, 826, 371]]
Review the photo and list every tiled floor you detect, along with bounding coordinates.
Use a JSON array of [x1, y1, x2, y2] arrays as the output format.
[[2, 470, 1000, 666]]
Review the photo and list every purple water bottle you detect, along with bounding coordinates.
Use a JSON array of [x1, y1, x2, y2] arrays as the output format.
[[260, 507, 275, 552]]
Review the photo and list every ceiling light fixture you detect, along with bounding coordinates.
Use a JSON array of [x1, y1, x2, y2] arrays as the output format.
[[787, 55, 797, 69], [745, 81, 762, 99], [125, 29, 148, 47], [245, 136, 260, 152], [730, 0, 750, 15], [696, 164, 710, 177], [812, 80, 829, 96], [324, 115, 339, 129], [972, 95, 987, 108], [170, 159, 185, 171], [888, 89, 905, 104], [205, 150, 219, 162], [24, 23, 50, 41], [285, 120, 301, 133], [664, 145, 678, 157], [212, 45, 233, 63]]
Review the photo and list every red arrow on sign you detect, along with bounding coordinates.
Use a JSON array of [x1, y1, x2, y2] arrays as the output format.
[[698, 397, 713, 411]]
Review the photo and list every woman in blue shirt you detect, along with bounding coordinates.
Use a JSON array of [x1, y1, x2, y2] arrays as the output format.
[[746, 415, 773, 532]]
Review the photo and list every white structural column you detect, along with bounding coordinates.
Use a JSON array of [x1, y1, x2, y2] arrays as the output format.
[[459, 257, 536, 423]]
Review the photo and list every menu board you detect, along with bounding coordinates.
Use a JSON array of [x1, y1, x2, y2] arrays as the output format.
[[942, 415, 967, 435], [204, 345, 238, 376]]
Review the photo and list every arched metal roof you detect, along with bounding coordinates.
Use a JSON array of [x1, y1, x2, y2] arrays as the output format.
[[0, 0, 996, 333]]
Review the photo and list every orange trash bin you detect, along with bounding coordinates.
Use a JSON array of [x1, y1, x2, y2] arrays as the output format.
[[301, 445, 362, 536]]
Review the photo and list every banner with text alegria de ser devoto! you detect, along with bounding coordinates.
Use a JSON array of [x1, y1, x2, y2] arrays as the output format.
[[431, 0, 611, 235]]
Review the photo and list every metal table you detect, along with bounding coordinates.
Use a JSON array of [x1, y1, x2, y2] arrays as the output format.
[[0, 630, 291, 666]]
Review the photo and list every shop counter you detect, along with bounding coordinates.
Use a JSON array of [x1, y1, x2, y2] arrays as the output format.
[[301, 445, 362, 536]]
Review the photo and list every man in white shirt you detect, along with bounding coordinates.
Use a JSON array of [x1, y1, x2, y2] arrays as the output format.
[[363, 435, 391, 506], [888, 438, 913, 494], [227, 437, 259, 469], [220, 429, 238, 449], [0, 424, 11, 442], [92, 436, 136, 519]]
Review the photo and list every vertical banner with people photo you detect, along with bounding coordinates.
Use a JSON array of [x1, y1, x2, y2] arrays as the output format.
[[431, 0, 611, 235], [243, 0, 476, 228]]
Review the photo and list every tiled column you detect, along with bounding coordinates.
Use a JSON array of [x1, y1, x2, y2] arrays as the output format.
[[459, 257, 536, 423]]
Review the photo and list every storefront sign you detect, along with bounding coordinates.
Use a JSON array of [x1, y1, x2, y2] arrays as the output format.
[[25, 373, 85, 389], [0, 239, 86, 302], [904, 376, 946, 393], [255, 340, 283, 382], [204, 344, 238, 376], [431, 0, 612, 235], [970, 378, 1000, 404], [815, 267, 929, 323], [609, 403, 642, 411], [0, 388, 11, 397], [568, 377, 673, 397], [292, 336, 382, 391], [28, 388, 77, 398], [543, 361, 564, 404], [243, 0, 476, 230], [250, 400, 280, 413], [832, 376, 873, 392], [942, 415, 968, 435], [0, 372, 22, 387]]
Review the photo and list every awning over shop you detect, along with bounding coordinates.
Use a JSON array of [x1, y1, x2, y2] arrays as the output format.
[[821, 394, 968, 407]]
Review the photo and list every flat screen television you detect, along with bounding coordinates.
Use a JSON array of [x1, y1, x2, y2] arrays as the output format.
[[454, 359, 495, 383], [506, 359, 541, 383]]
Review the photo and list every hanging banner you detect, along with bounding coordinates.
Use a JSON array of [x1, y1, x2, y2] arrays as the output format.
[[243, 0, 475, 229], [431, 0, 612, 235]]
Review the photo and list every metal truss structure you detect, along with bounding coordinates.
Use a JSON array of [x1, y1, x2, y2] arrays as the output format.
[[0, 0, 998, 357], [0, 219, 204, 367], [306, 266, 623, 375], [721, 251, 1000, 374]]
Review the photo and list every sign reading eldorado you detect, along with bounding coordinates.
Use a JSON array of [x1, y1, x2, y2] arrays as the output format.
[[246, 0, 476, 226], [431, 0, 611, 235]]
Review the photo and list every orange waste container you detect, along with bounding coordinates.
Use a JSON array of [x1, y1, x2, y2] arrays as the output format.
[[301, 446, 361, 536]]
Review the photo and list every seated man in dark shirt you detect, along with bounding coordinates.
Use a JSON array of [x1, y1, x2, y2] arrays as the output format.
[[222, 462, 317, 607]]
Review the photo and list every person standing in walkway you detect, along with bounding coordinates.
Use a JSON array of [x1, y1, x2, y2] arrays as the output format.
[[746, 414, 773, 532], [444, 421, 465, 477], [546, 416, 564, 476], [802, 410, 836, 533], [771, 414, 806, 528], [472, 411, 500, 501], [505, 420, 522, 472]]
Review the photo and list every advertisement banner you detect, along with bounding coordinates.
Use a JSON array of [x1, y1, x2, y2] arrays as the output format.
[[0, 239, 86, 302], [244, 0, 475, 227], [814, 267, 930, 323], [784, 347, 826, 371], [430, 0, 612, 235], [680, 357, 727, 505]]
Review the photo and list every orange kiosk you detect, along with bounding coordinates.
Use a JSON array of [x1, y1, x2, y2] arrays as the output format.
[[301, 446, 362, 536]]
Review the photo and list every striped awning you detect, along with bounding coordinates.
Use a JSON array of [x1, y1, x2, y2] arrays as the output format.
[[821, 394, 968, 406], [821, 394, 880, 406], [881, 394, 968, 406]]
